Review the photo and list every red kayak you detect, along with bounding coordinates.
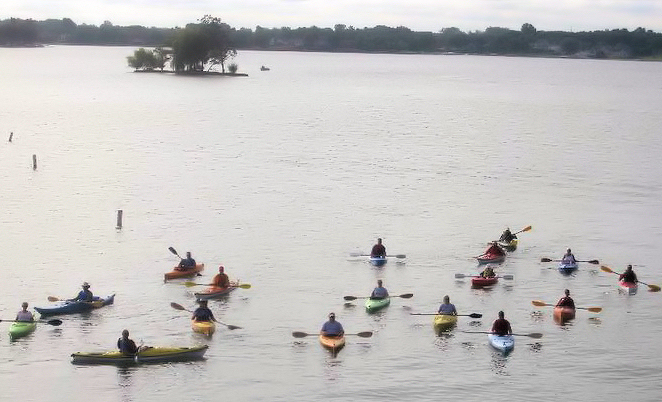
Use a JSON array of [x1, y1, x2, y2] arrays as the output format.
[[553, 306, 576, 322], [619, 281, 638, 295], [476, 253, 505, 264], [471, 276, 498, 287], [164, 263, 205, 281]]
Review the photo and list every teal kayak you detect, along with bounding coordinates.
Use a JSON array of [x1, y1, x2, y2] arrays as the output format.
[[9, 321, 37, 340], [365, 297, 390, 313]]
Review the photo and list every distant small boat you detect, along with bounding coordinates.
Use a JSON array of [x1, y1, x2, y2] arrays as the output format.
[[260, 65, 270, 71]]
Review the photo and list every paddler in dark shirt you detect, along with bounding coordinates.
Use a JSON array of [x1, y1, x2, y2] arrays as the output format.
[[178, 252, 197, 270], [117, 329, 139, 355], [70, 282, 94, 302], [619, 265, 638, 283], [555, 289, 575, 308], [192, 300, 217, 322], [499, 228, 516, 242], [371, 238, 386, 257], [491, 311, 512, 336]]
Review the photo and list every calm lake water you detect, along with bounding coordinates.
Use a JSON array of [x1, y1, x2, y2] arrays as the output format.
[[1, 46, 662, 401]]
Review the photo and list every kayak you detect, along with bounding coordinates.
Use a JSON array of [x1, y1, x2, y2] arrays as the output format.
[[498, 239, 518, 252], [71, 345, 209, 365], [488, 334, 515, 353], [35, 294, 115, 316], [476, 253, 505, 264], [364, 297, 390, 313], [319, 335, 345, 353], [369, 256, 387, 266], [191, 320, 216, 336], [194, 285, 238, 301], [553, 306, 576, 322], [433, 314, 458, 332], [164, 263, 205, 280], [471, 276, 498, 287], [9, 321, 37, 340], [558, 262, 578, 274], [619, 281, 638, 295]]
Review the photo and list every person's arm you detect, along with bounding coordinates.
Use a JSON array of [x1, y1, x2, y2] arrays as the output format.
[[210, 310, 217, 322], [507, 322, 512, 335]]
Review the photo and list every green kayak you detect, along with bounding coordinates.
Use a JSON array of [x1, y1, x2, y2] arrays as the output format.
[[71, 345, 209, 365], [365, 297, 390, 313], [9, 321, 37, 340]]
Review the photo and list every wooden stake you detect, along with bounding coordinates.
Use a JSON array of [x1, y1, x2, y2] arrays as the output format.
[[116, 210, 123, 229], [32, 154, 37, 170]]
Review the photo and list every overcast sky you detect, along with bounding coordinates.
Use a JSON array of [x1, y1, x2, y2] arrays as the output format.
[[4, 0, 662, 32]]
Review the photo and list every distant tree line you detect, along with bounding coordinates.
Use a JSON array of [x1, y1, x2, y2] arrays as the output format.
[[3, 17, 662, 59]]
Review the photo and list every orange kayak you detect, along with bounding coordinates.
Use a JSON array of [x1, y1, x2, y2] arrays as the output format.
[[164, 263, 205, 280], [553, 306, 576, 323], [319, 335, 345, 353]]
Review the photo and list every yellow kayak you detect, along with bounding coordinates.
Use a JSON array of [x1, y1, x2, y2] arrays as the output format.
[[319, 335, 345, 353], [433, 314, 458, 333], [191, 320, 216, 336]]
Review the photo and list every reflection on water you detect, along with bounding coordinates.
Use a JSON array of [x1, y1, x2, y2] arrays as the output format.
[[490, 351, 510, 376], [529, 342, 543, 353]]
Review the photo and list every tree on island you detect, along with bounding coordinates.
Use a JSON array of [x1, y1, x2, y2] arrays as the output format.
[[171, 15, 237, 73], [127, 47, 168, 71]]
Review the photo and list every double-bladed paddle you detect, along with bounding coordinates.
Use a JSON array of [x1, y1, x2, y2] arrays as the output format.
[[463, 330, 543, 338], [541, 258, 599, 264], [183, 282, 252, 289], [169, 302, 242, 329], [349, 253, 407, 258], [0, 318, 62, 326], [168, 246, 182, 259], [531, 300, 602, 313], [454, 273, 514, 280], [600, 266, 661, 292], [292, 331, 372, 338], [410, 313, 482, 318], [343, 293, 413, 301]]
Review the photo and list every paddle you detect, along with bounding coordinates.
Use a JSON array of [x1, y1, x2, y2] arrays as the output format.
[[343, 293, 413, 301], [600, 266, 661, 292], [168, 246, 182, 259], [48, 296, 103, 307], [454, 273, 514, 280], [463, 330, 543, 339], [531, 300, 602, 313], [349, 253, 407, 258], [541, 258, 599, 264], [410, 313, 482, 318], [0, 318, 62, 326], [513, 225, 532, 235], [292, 331, 373, 338], [183, 282, 252, 289], [169, 302, 242, 329]]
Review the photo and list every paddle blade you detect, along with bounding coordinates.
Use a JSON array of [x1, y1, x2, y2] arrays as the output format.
[[237, 283, 252, 289], [168, 246, 178, 255], [47, 296, 60, 302], [47, 319, 63, 326], [225, 324, 242, 330], [454, 273, 467, 278], [520, 225, 532, 233], [183, 281, 200, 287], [398, 293, 414, 299], [356, 331, 373, 338], [531, 300, 550, 307], [343, 296, 358, 301], [587, 260, 599, 264], [292, 331, 309, 338], [600, 266, 614, 274], [393, 254, 406, 259], [170, 302, 186, 311], [647, 284, 661, 292], [468, 313, 482, 318], [349, 252, 367, 257], [501, 275, 514, 280], [540, 258, 553, 262], [586, 307, 602, 313], [526, 333, 543, 339]]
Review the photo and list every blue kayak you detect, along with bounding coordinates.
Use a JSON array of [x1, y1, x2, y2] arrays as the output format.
[[35, 294, 115, 316], [558, 262, 578, 274], [369, 256, 387, 266]]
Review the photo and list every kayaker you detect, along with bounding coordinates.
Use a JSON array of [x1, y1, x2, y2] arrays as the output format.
[[320, 312, 344, 337], [485, 242, 505, 256], [70, 282, 94, 302], [555, 289, 575, 308], [438, 295, 457, 315], [117, 329, 139, 355], [178, 252, 197, 270], [370, 238, 386, 258], [499, 228, 516, 242], [15, 302, 34, 322], [370, 280, 389, 299], [480, 266, 496, 278], [192, 300, 217, 322], [561, 249, 577, 264], [491, 311, 512, 336], [619, 265, 638, 283], [211, 265, 231, 288]]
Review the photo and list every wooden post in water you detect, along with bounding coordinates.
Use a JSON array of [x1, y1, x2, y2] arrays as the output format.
[[116, 210, 123, 229], [8, 132, 13, 142], [32, 154, 37, 170]]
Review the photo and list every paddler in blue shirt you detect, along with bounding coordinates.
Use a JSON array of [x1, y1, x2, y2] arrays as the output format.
[[192, 300, 217, 322], [70, 282, 94, 302], [177, 252, 197, 270], [117, 329, 139, 355], [438, 295, 457, 315], [370, 280, 389, 299], [320, 312, 344, 337]]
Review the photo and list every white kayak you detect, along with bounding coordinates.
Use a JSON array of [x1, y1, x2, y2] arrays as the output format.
[[488, 334, 515, 353]]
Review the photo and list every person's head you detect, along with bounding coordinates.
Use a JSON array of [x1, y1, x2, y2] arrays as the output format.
[[492, 241, 498, 245], [506, 227, 510, 231], [21, 302, 28, 310], [122, 329, 129, 338], [82, 282, 90, 289], [198, 300, 208, 307], [186, 252, 191, 258], [627, 264, 633, 271], [564, 289, 570, 296], [377, 279, 383, 287], [443, 295, 450, 303], [328, 312, 336, 321], [567, 248, 571, 253], [219, 265, 225, 273], [498, 311, 505, 319], [377, 238, 382, 244]]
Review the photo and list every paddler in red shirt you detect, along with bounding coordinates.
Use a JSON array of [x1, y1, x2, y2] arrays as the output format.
[[491, 311, 512, 336], [371, 238, 386, 257]]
